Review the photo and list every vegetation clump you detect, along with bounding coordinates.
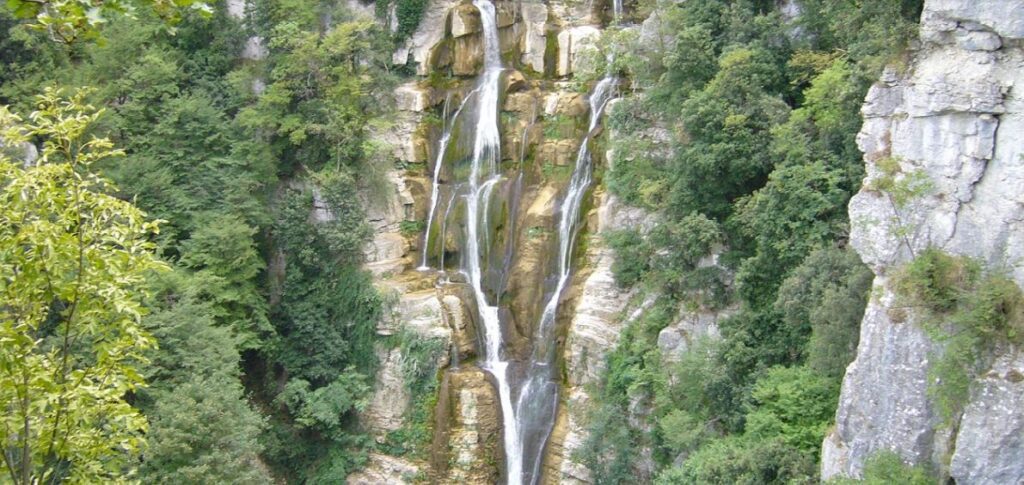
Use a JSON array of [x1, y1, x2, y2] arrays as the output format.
[[893, 248, 1024, 423]]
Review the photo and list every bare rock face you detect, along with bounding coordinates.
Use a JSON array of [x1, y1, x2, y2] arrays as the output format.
[[362, 346, 412, 435], [346, 453, 421, 485], [519, 1, 549, 73], [392, 0, 461, 74], [556, 26, 600, 77], [823, 1, 1024, 481], [949, 351, 1024, 484], [442, 368, 501, 483], [553, 190, 656, 483], [362, 290, 453, 437], [657, 306, 730, 363]]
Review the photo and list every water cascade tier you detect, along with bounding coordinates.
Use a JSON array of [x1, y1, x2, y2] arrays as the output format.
[[415, 0, 618, 482]]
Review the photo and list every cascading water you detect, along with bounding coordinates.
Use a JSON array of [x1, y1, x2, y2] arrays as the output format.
[[513, 75, 617, 484], [456, 1, 527, 483], [420, 90, 476, 270], [419, 0, 619, 482]]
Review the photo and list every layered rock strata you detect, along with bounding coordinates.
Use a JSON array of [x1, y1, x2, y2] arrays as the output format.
[[822, 1, 1024, 482]]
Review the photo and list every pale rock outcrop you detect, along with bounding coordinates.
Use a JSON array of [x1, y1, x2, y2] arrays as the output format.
[[392, 0, 460, 73], [363, 346, 411, 434], [346, 453, 421, 484], [362, 290, 454, 436], [394, 82, 434, 112], [556, 26, 600, 77], [365, 232, 410, 264], [657, 306, 728, 363], [949, 351, 1024, 484], [556, 191, 655, 483], [823, 0, 1024, 481], [519, 1, 549, 73], [442, 368, 501, 483]]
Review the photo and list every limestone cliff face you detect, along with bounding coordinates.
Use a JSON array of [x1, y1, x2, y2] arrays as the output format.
[[823, 1, 1024, 482], [349, 0, 628, 481]]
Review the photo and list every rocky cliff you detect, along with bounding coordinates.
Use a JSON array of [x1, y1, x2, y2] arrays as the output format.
[[822, 1, 1024, 482], [343, 0, 630, 481]]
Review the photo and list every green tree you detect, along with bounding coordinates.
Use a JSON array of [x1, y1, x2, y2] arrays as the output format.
[[3, 0, 209, 44], [734, 161, 849, 307], [657, 436, 815, 485], [138, 300, 271, 484], [0, 89, 167, 483], [744, 366, 838, 455], [775, 247, 873, 378], [670, 47, 789, 220]]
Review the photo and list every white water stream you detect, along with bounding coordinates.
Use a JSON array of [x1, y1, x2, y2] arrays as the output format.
[[458, 1, 527, 483], [420, 90, 477, 270], [417, 1, 619, 481]]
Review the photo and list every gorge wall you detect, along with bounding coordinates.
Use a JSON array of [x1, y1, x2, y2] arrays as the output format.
[[823, 0, 1024, 482], [345, 0, 634, 482]]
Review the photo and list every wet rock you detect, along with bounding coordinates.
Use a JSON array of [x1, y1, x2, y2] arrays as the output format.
[[395, 82, 432, 112], [504, 70, 528, 93], [451, 3, 481, 38], [504, 91, 541, 114], [442, 368, 501, 483], [537, 139, 577, 167], [453, 35, 484, 76], [442, 291, 477, 361]]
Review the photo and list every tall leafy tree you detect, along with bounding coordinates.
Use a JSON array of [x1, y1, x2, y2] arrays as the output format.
[[0, 89, 166, 483]]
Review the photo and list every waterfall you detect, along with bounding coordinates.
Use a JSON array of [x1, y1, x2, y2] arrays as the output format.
[[514, 76, 617, 484], [420, 1, 617, 481], [420, 90, 476, 270], [458, 1, 527, 483]]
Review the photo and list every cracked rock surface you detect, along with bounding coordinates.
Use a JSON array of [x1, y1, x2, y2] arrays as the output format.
[[822, 1, 1024, 482]]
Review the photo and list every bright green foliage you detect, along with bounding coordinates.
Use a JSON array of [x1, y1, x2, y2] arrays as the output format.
[[3, 0, 209, 44], [575, 301, 678, 484], [670, 47, 789, 220], [178, 214, 272, 349], [734, 161, 849, 307], [0, 89, 167, 483], [745, 366, 838, 455], [238, 17, 393, 174], [894, 248, 977, 313], [277, 373, 370, 432], [270, 187, 380, 385], [376, 0, 428, 42], [606, 229, 651, 288], [829, 451, 932, 485], [589, 0, 923, 481], [656, 436, 816, 485]]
